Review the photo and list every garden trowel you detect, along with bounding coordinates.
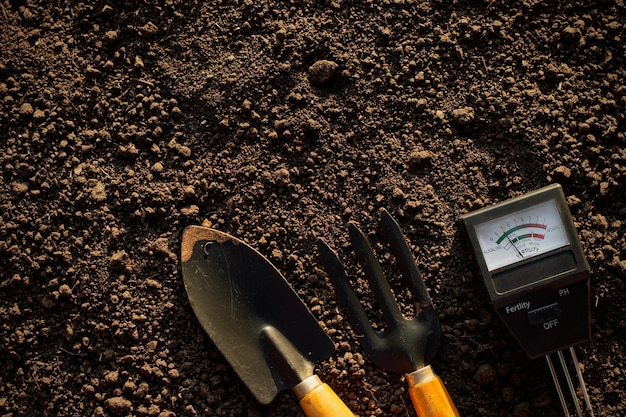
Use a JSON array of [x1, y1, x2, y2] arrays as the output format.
[[181, 224, 354, 417]]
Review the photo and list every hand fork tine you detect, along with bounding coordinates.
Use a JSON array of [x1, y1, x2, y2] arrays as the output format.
[[380, 210, 443, 363], [316, 238, 379, 343], [380, 209, 433, 311], [347, 221, 405, 326]]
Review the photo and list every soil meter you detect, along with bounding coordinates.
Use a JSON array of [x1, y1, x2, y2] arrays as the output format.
[[461, 184, 595, 417]]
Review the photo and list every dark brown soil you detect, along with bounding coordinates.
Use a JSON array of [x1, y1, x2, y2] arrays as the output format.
[[1, 1, 625, 416]]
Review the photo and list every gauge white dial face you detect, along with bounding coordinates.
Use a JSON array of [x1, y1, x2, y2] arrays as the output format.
[[474, 199, 571, 271]]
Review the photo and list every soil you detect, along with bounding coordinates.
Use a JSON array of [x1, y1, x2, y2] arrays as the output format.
[[1, 1, 625, 416]]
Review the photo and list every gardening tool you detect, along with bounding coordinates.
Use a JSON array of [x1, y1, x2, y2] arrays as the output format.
[[181, 224, 354, 417], [317, 209, 459, 417]]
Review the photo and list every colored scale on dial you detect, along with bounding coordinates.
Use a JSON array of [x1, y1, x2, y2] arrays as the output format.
[[495, 221, 547, 245]]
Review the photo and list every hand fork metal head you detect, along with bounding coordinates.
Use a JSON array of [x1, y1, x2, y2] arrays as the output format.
[[318, 209, 460, 416], [317, 208, 441, 374]]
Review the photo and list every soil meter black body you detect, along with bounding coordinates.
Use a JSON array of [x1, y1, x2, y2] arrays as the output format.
[[461, 184, 595, 417], [461, 183, 590, 358]]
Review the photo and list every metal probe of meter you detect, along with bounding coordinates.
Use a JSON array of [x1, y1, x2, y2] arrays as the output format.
[[461, 184, 594, 417]]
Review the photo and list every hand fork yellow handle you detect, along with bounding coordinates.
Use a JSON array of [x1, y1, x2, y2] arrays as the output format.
[[407, 366, 460, 417]]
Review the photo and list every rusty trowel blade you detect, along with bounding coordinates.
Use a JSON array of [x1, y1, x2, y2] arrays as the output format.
[[181, 225, 335, 404]]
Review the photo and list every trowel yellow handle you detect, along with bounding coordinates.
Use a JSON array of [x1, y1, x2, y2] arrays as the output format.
[[406, 366, 460, 417], [295, 375, 355, 417]]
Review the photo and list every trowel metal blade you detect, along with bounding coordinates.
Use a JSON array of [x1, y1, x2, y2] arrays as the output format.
[[181, 225, 334, 404]]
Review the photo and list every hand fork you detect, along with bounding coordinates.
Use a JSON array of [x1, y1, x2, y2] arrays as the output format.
[[317, 209, 460, 417]]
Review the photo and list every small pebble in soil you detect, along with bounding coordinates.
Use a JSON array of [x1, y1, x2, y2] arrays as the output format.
[[110, 250, 130, 272], [309, 60, 339, 85], [103, 30, 118, 44], [19, 102, 34, 116], [451, 106, 475, 126], [473, 363, 496, 385], [272, 168, 290, 187], [409, 149, 435, 168], [58, 284, 72, 297], [552, 165, 572, 181], [104, 397, 132, 415]]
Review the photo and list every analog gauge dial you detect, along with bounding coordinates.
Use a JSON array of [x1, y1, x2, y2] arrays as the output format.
[[474, 199, 571, 271]]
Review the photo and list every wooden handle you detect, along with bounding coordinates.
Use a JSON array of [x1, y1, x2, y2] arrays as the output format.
[[295, 375, 355, 417], [406, 366, 460, 417]]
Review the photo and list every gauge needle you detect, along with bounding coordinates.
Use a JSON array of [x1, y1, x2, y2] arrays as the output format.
[[505, 233, 524, 258]]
